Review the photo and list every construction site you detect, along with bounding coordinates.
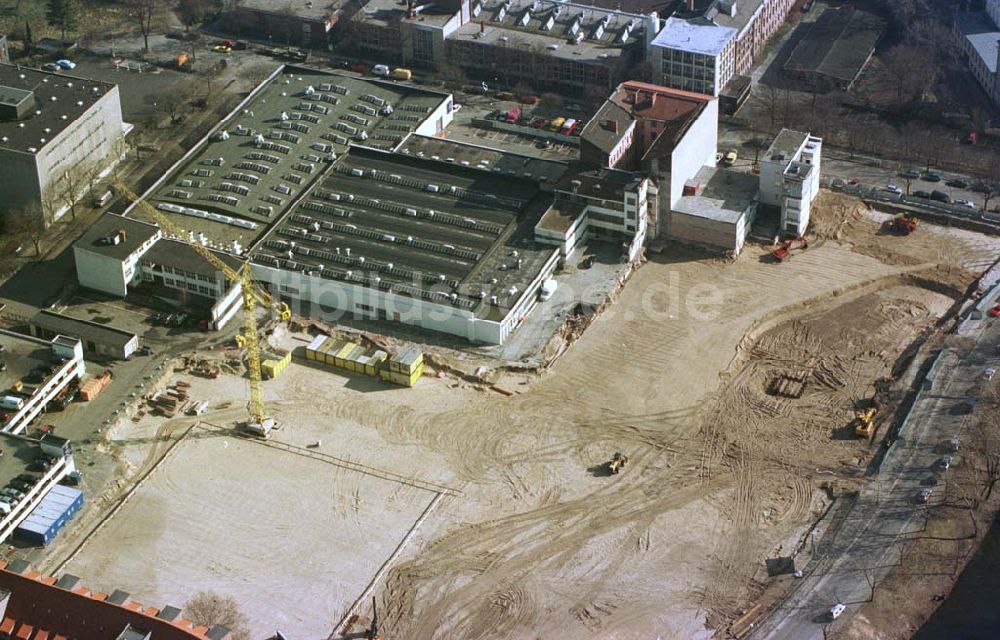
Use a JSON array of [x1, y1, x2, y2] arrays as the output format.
[[26, 189, 999, 638]]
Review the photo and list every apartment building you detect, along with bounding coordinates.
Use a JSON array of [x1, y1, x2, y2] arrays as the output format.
[[955, 4, 1000, 108]]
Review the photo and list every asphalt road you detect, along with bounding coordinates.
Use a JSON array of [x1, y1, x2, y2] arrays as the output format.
[[754, 297, 1000, 639]]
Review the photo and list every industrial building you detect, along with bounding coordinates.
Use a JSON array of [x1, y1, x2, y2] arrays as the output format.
[[759, 129, 823, 238], [649, 0, 795, 98], [29, 310, 139, 361], [955, 3, 1000, 108], [783, 7, 885, 90], [0, 560, 231, 639], [233, 0, 349, 49], [74, 215, 244, 331], [250, 145, 559, 344], [0, 64, 125, 225], [0, 330, 84, 435], [347, 0, 660, 92], [668, 165, 759, 253], [69, 65, 570, 345], [535, 169, 653, 261]]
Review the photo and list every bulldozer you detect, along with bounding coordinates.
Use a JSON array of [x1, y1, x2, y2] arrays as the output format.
[[889, 213, 918, 235], [854, 406, 878, 439], [770, 236, 808, 262], [607, 452, 629, 474]]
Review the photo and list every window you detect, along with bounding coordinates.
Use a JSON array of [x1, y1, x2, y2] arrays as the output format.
[[186, 282, 198, 292]]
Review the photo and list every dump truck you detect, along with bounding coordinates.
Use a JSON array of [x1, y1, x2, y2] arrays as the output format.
[[854, 406, 877, 438]]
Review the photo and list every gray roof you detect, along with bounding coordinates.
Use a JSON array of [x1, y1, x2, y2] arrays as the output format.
[[107, 589, 132, 605], [580, 101, 632, 154], [239, 0, 345, 21], [956, 11, 1000, 76], [448, 0, 655, 62], [0, 63, 116, 153], [396, 134, 568, 185], [206, 625, 232, 640], [75, 214, 160, 261], [30, 309, 137, 349], [650, 16, 736, 56], [157, 605, 182, 621], [765, 128, 807, 163], [784, 8, 886, 83], [673, 165, 757, 223], [141, 238, 244, 278], [114, 625, 152, 640], [55, 573, 81, 589]]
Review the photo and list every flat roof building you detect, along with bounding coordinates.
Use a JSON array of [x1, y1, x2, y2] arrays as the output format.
[[759, 128, 823, 238], [668, 165, 759, 254], [649, 0, 795, 97], [0, 64, 125, 225], [955, 10, 1000, 108], [784, 7, 885, 90], [29, 309, 139, 361], [0, 330, 84, 435], [229, 0, 350, 48]]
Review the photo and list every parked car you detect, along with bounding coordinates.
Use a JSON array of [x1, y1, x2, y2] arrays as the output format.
[[985, 367, 996, 381], [884, 184, 902, 195], [939, 456, 953, 471], [56, 59, 76, 70], [901, 168, 921, 179], [923, 171, 942, 182], [913, 190, 931, 198], [580, 255, 595, 269], [140, 345, 154, 356], [991, 303, 1000, 317], [829, 603, 846, 620], [42, 62, 61, 72], [930, 190, 950, 203], [212, 45, 231, 53], [946, 178, 968, 188], [954, 199, 975, 208], [231, 40, 249, 50]]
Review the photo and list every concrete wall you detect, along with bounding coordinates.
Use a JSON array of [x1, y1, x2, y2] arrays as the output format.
[[73, 248, 128, 297], [667, 209, 745, 254], [668, 98, 718, 209], [0, 149, 42, 217], [210, 283, 243, 330]]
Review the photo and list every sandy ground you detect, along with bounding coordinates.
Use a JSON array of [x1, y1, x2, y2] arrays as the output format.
[[38, 192, 1000, 638]]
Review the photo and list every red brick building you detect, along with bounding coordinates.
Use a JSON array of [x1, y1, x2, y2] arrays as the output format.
[[0, 561, 230, 640]]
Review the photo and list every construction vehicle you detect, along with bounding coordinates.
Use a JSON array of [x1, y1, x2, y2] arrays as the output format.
[[889, 213, 918, 235], [770, 236, 808, 262], [854, 406, 877, 438], [607, 452, 629, 474], [116, 182, 291, 437]]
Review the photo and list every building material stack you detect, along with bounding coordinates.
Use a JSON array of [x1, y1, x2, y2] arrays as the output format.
[[261, 350, 292, 380], [379, 347, 424, 387], [78, 370, 112, 401]]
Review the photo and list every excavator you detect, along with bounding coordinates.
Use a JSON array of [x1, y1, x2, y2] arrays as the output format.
[[889, 213, 918, 235], [608, 452, 629, 474], [116, 182, 291, 437], [854, 406, 878, 439], [770, 236, 808, 262]]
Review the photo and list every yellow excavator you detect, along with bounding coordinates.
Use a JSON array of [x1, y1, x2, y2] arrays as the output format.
[[115, 183, 290, 436], [854, 406, 878, 439]]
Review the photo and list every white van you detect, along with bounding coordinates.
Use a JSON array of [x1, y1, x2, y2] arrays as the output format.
[[828, 603, 846, 620], [372, 64, 390, 77], [0, 396, 24, 411]]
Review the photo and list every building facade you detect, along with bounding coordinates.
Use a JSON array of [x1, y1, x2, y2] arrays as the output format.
[[0, 65, 125, 225], [955, 7, 1000, 108], [0, 35, 8, 65], [759, 128, 822, 237], [0, 332, 85, 435], [649, 0, 795, 97]]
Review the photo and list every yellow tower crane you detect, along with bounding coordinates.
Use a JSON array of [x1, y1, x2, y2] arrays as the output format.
[[115, 182, 291, 436]]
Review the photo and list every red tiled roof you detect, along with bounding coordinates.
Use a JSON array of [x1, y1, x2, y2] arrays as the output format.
[[0, 568, 212, 640], [35, 629, 50, 640]]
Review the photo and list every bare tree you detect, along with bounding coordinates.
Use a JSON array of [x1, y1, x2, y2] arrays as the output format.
[[881, 44, 932, 107], [184, 591, 250, 640], [435, 63, 467, 91], [57, 163, 89, 220], [126, 0, 166, 53], [536, 92, 562, 115], [3, 205, 45, 256], [974, 180, 1000, 213]]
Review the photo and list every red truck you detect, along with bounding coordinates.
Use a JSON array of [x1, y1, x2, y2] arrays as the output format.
[[505, 105, 521, 124]]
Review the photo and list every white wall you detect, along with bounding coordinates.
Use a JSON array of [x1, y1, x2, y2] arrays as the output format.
[[414, 92, 455, 138], [73, 248, 128, 297], [668, 98, 718, 209], [2, 335, 85, 435]]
